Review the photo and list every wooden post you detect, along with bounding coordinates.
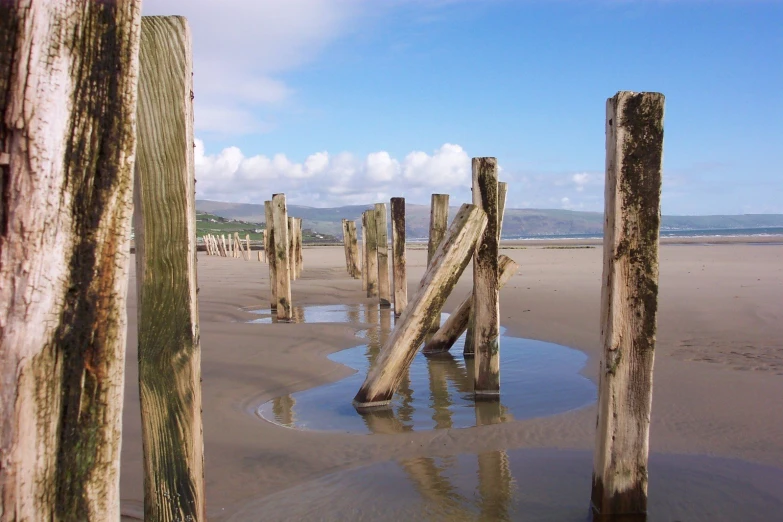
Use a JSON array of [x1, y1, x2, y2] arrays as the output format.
[[265, 201, 277, 309], [426, 194, 450, 333], [272, 194, 292, 320], [365, 210, 379, 297], [348, 221, 361, 279], [423, 255, 519, 356], [342, 219, 352, 276], [471, 158, 501, 398], [288, 217, 295, 280], [390, 197, 408, 317], [375, 203, 392, 307], [498, 181, 508, 238], [296, 218, 303, 278], [245, 234, 251, 261], [591, 91, 664, 517], [134, 16, 206, 522], [234, 232, 244, 260], [353, 204, 488, 408], [262, 229, 267, 263], [361, 214, 368, 291], [0, 3, 140, 519]]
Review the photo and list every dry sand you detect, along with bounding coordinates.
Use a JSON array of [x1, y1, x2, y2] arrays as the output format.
[[120, 242, 783, 520]]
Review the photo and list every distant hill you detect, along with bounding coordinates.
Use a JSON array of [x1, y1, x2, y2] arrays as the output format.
[[195, 200, 783, 238]]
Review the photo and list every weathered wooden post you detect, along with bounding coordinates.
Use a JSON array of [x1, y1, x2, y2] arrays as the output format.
[[272, 194, 292, 320], [365, 210, 379, 297], [361, 214, 369, 291], [234, 232, 244, 260], [245, 234, 252, 260], [287, 216, 296, 281], [471, 158, 501, 398], [353, 204, 488, 408], [591, 91, 664, 517], [375, 203, 392, 307], [342, 219, 352, 276], [390, 197, 408, 316], [265, 201, 278, 309], [423, 255, 519, 356], [0, 3, 140, 519], [347, 221, 361, 279], [426, 194, 450, 333], [134, 16, 206, 521], [262, 229, 268, 263], [296, 218, 304, 278]]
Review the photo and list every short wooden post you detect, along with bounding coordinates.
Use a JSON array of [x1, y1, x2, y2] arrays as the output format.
[[348, 221, 361, 279], [471, 157, 501, 398], [375, 203, 392, 307], [353, 204, 488, 408], [361, 214, 368, 291], [272, 194, 292, 320], [265, 201, 277, 308], [288, 216, 295, 281], [591, 91, 664, 517], [0, 3, 141, 518], [365, 210, 379, 297], [135, 16, 206, 521], [423, 255, 519, 356], [426, 194, 450, 333], [390, 197, 408, 316]]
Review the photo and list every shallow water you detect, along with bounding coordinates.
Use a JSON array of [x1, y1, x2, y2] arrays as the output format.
[[251, 304, 596, 433], [228, 448, 783, 522]]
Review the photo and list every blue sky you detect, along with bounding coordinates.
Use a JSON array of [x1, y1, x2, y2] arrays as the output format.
[[144, 0, 782, 214]]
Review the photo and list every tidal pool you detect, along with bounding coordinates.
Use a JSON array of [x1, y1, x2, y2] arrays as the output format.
[[250, 304, 596, 433]]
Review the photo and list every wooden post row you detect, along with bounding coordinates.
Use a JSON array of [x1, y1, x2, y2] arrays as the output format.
[[427, 194, 450, 333], [390, 197, 407, 316], [135, 16, 206, 521], [272, 194, 292, 320], [0, 3, 141, 519], [375, 203, 391, 307], [591, 91, 664, 517], [353, 204, 488, 408]]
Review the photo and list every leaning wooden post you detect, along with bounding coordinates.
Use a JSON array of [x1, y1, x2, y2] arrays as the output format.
[[375, 203, 392, 307], [591, 91, 664, 517], [365, 210, 379, 297], [348, 221, 361, 279], [423, 255, 519, 356], [0, 3, 140, 519], [135, 16, 206, 521], [353, 204, 488, 408], [390, 197, 408, 316], [426, 194, 450, 333], [265, 201, 278, 308], [272, 194, 292, 320], [471, 157, 501, 398], [361, 213, 369, 291]]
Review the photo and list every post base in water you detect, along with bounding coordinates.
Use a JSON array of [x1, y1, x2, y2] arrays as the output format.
[[379, 299, 392, 308], [474, 390, 500, 401], [352, 398, 392, 411]]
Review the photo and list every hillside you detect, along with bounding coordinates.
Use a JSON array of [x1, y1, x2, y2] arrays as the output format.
[[196, 200, 783, 239]]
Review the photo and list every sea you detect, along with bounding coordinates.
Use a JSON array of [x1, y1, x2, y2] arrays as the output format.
[[409, 227, 783, 242]]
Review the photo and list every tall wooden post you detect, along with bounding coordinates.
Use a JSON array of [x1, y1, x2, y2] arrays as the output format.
[[296, 218, 303, 278], [427, 194, 450, 333], [591, 91, 664, 517], [262, 229, 267, 263], [272, 194, 292, 320], [134, 16, 206, 522], [391, 197, 408, 316], [375, 203, 392, 307], [353, 204, 487, 408], [498, 181, 508, 238], [472, 158, 501, 398], [361, 213, 368, 291], [0, 3, 140, 519], [265, 201, 277, 309], [288, 217, 295, 281], [365, 210, 379, 297], [348, 221, 361, 279], [342, 219, 352, 276]]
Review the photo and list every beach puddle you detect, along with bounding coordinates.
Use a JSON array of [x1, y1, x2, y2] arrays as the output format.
[[251, 304, 596, 433], [227, 449, 783, 521]]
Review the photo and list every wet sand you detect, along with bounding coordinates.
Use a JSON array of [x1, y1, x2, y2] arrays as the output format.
[[120, 242, 783, 520]]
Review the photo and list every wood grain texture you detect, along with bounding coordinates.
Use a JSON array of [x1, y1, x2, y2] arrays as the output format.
[[391, 197, 408, 316], [365, 210, 379, 298], [426, 194, 450, 333], [361, 213, 368, 291], [265, 201, 277, 308], [295, 218, 303, 278], [342, 219, 352, 276], [471, 158, 500, 397], [134, 16, 206, 522], [592, 91, 664, 516], [375, 203, 392, 307], [272, 194, 292, 319], [348, 221, 361, 279], [0, 2, 140, 519], [423, 255, 518, 356], [353, 204, 487, 407], [288, 217, 295, 280]]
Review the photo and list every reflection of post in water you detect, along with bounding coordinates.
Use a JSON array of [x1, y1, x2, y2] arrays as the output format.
[[272, 395, 296, 427], [346, 305, 360, 327], [426, 352, 469, 429], [477, 450, 515, 522], [291, 306, 305, 323], [399, 456, 467, 513], [359, 407, 410, 434]]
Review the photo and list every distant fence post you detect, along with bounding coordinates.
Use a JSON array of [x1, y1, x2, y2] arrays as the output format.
[[375, 203, 392, 307], [471, 158, 501, 398], [135, 16, 206, 521], [365, 210, 379, 297], [265, 201, 277, 308], [427, 194, 450, 332], [272, 194, 292, 319], [391, 197, 408, 316], [353, 204, 487, 408], [591, 91, 664, 518]]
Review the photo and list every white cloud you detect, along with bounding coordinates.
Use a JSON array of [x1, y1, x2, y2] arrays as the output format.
[[572, 172, 590, 191]]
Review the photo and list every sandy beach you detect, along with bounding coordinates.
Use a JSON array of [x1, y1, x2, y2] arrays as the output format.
[[120, 242, 783, 520]]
